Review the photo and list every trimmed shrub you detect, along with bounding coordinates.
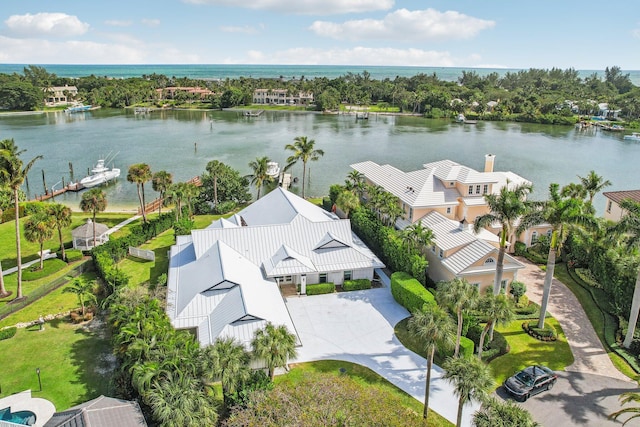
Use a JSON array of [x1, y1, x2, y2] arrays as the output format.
[[522, 321, 557, 341], [305, 283, 336, 296], [214, 200, 237, 215], [0, 327, 17, 341], [23, 258, 68, 281], [575, 268, 602, 289], [459, 336, 475, 358], [342, 279, 371, 291], [65, 249, 84, 262], [514, 241, 527, 256], [390, 271, 435, 313]]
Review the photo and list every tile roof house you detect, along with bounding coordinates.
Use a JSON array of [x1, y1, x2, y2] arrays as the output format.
[[43, 395, 147, 427], [166, 187, 384, 350], [603, 190, 640, 221]]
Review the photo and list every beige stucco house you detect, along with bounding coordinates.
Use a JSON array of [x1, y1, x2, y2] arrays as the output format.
[[603, 190, 640, 221]]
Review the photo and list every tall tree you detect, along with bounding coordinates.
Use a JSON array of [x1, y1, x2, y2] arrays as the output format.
[[609, 378, 640, 426], [476, 293, 514, 359], [47, 203, 72, 261], [166, 182, 187, 220], [335, 189, 360, 217], [408, 306, 455, 419], [442, 356, 494, 427], [206, 337, 251, 406], [436, 278, 479, 357], [474, 397, 539, 427], [474, 182, 533, 295], [401, 222, 434, 255], [252, 322, 298, 381], [62, 277, 97, 316], [151, 170, 173, 215], [284, 136, 324, 198], [79, 188, 107, 247], [0, 139, 42, 299], [205, 160, 226, 206], [247, 156, 273, 200], [521, 183, 596, 329], [612, 199, 640, 348], [127, 163, 152, 222], [23, 211, 54, 270], [578, 170, 611, 205]]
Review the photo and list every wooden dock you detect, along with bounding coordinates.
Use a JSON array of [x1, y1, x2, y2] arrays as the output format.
[[279, 173, 292, 190], [138, 176, 202, 215], [33, 182, 84, 202]]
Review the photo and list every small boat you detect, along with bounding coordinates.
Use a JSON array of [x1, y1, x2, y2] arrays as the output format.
[[64, 103, 92, 113], [623, 132, 640, 141], [80, 158, 121, 188], [356, 112, 369, 120], [266, 161, 280, 178], [456, 113, 477, 124]]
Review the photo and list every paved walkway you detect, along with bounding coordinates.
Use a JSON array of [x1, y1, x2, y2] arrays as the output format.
[[106, 215, 141, 235], [2, 250, 57, 276], [286, 278, 480, 427], [517, 257, 632, 382]]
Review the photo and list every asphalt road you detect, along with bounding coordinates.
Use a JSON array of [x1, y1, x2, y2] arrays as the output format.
[[496, 371, 638, 426]]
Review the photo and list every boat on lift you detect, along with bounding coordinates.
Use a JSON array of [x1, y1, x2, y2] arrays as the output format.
[[266, 161, 281, 178], [80, 154, 120, 188]]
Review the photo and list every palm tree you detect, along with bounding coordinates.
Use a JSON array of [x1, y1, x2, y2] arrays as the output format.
[[345, 170, 366, 198], [166, 182, 187, 220], [476, 293, 514, 359], [335, 190, 359, 217], [62, 277, 97, 316], [442, 356, 494, 427], [205, 160, 226, 206], [521, 183, 596, 329], [23, 211, 54, 270], [127, 163, 152, 222], [408, 306, 456, 419], [0, 139, 42, 299], [436, 278, 479, 357], [284, 136, 324, 198], [474, 182, 533, 295], [252, 322, 298, 381], [151, 170, 173, 215], [578, 170, 611, 205], [183, 182, 200, 218], [79, 188, 107, 247], [401, 222, 435, 255], [247, 156, 273, 200], [206, 337, 251, 406], [474, 396, 539, 427], [609, 378, 640, 426], [561, 182, 587, 200], [612, 199, 640, 348], [47, 203, 72, 261]]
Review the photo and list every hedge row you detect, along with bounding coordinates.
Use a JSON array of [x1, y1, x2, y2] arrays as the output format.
[[390, 271, 435, 314], [522, 321, 557, 341], [65, 250, 84, 262], [342, 279, 371, 291], [459, 336, 475, 359], [305, 283, 336, 296], [574, 268, 602, 289], [0, 327, 17, 341]]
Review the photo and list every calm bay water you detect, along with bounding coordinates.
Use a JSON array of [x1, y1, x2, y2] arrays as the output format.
[[0, 109, 637, 213]]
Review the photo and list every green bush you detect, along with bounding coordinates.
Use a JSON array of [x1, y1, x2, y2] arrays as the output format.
[[575, 268, 602, 289], [0, 327, 17, 341], [342, 279, 371, 291], [305, 283, 336, 296], [522, 321, 557, 341], [23, 258, 68, 281], [459, 336, 475, 358], [65, 249, 83, 262], [214, 200, 237, 215], [514, 241, 527, 256], [390, 271, 435, 314]]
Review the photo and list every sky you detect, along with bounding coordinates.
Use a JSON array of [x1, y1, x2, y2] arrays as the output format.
[[0, 0, 639, 70]]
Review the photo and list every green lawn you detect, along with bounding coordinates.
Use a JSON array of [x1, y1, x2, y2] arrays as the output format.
[[118, 228, 175, 286], [281, 360, 452, 427], [489, 318, 573, 386], [0, 319, 112, 411]]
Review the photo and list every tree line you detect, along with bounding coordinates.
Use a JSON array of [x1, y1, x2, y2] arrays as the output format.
[[2, 65, 640, 125]]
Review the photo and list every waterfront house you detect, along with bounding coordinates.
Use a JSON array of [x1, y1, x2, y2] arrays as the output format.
[[43, 85, 78, 106], [603, 189, 640, 221], [166, 187, 384, 350], [253, 89, 314, 106]]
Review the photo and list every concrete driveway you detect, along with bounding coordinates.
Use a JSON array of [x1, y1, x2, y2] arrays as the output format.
[[286, 287, 480, 427]]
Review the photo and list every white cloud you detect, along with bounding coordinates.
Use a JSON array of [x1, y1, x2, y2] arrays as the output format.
[[220, 25, 261, 34], [237, 46, 458, 66], [182, 0, 394, 15], [141, 18, 161, 27], [633, 27, 640, 39], [104, 20, 132, 27], [5, 13, 89, 38], [310, 8, 495, 41]]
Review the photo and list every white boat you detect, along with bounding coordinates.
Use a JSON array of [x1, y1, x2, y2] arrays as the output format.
[[266, 161, 280, 178], [80, 159, 121, 188], [623, 132, 640, 141], [65, 103, 92, 113]]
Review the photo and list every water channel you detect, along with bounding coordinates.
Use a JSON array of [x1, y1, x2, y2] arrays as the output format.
[[0, 109, 638, 213]]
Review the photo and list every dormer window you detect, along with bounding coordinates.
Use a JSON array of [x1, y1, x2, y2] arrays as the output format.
[[483, 184, 488, 194]]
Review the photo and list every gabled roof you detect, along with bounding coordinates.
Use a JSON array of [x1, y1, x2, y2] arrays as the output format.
[[603, 190, 640, 204], [234, 187, 337, 225], [207, 217, 241, 229], [426, 159, 498, 185], [420, 211, 477, 251], [441, 239, 524, 275], [314, 232, 349, 250], [43, 395, 147, 427], [263, 244, 316, 276], [71, 220, 109, 238]]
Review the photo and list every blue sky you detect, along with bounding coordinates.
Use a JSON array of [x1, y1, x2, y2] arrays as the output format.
[[0, 0, 639, 70]]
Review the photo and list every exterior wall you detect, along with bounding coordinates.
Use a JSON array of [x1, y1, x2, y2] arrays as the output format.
[[253, 89, 314, 105], [304, 268, 373, 286], [464, 205, 490, 223], [425, 251, 455, 284], [462, 270, 518, 294], [518, 225, 553, 247], [604, 199, 625, 221]]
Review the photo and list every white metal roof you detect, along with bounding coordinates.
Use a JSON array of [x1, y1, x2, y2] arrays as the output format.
[[441, 239, 524, 275], [420, 211, 477, 251]]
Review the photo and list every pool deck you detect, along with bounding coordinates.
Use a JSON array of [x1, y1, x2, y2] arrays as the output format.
[[0, 390, 56, 427]]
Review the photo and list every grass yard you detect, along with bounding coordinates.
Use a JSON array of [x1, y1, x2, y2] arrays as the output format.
[[281, 360, 452, 427], [0, 319, 112, 411], [118, 228, 175, 286], [489, 318, 573, 386]]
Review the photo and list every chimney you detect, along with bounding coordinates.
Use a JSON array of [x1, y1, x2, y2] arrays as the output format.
[[484, 154, 495, 173]]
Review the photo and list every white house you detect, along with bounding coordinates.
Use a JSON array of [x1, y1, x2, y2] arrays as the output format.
[[166, 187, 384, 349]]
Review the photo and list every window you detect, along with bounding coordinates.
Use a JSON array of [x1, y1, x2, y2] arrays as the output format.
[[476, 185, 481, 194], [547, 229, 552, 238], [431, 245, 436, 253], [484, 257, 496, 265], [446, 207, 452, 214], [319, 273, 328, 283], [344, 270, 352, 281], [468, 185, 473, 195], [439, 249, 444, 258], [531, 231, 538, 243], [500, 280, 508, 293], [409, 207, 414, 221], [483, 184, 489, 194], [607, 200, 612, 212]]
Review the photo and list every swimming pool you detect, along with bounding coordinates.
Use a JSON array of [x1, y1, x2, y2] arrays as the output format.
[[0, 407, 36, 426]]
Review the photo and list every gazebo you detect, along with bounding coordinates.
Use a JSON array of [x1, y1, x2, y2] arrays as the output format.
[[72, 219, 109, 251]]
